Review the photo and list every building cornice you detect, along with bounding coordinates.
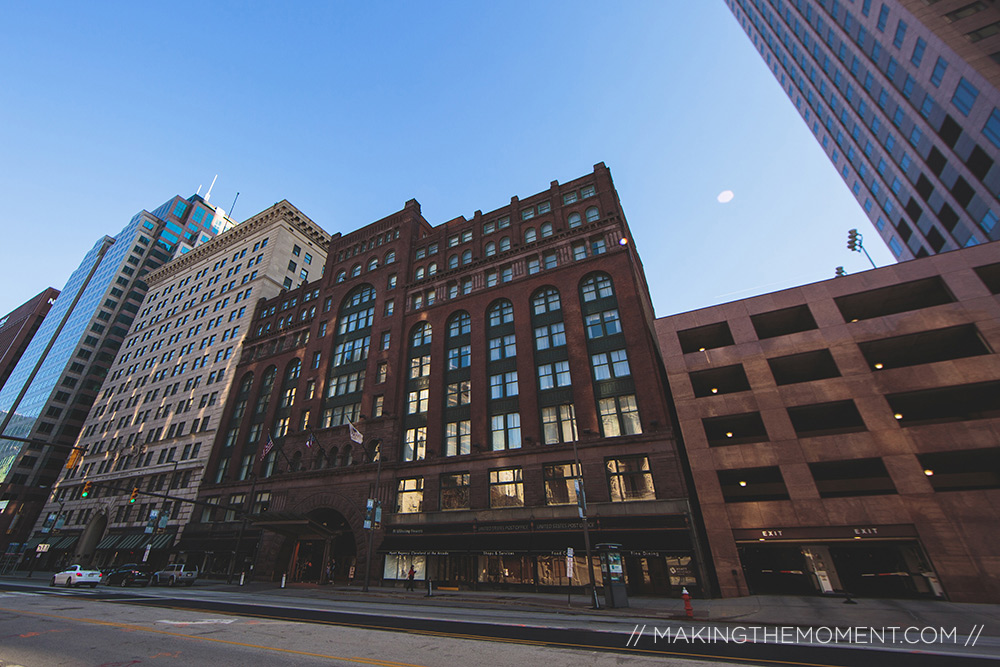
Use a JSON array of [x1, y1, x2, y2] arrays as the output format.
[[146, 201, 331, 285]]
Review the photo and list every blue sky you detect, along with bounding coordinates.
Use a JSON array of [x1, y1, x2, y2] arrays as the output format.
[[0, 1, 895, 319]]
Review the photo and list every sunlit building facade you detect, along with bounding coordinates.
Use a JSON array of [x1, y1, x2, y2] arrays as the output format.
[[184, 164, 708, 596], [25, 202, 329, 569], [0, 195, 222, 553]]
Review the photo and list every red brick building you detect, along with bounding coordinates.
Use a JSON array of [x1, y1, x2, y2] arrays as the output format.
[[181, 164, 708, 595], [656, 241, 1000, 603], [0, 288, 59, 392]]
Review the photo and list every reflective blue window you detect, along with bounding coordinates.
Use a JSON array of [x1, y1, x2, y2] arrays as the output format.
[[862, 0, 872, 17], [930, 57, 947, 87], [909, 127, 922, 147], [920, 94, 935, 119], [983, 108, 1000, 149], [893, 21, 907, 49], [889, 236, 903, 257], [877, 5, 889, 32], [911, 38, 926, 67], [951, 78, 980, 117], [172, 201, 187, 218], [903, 75, 915, 99], [886, 57, 898, 81], [982, 210, 998, 234]]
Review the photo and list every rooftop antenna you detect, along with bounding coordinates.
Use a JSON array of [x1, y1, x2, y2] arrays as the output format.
[[205, 174, 218, 201], [196, 184, 203, 196], [229, 191, 240, 224]]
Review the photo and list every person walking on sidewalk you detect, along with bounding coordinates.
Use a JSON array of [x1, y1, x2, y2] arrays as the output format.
[[406, 565, 416, 591]]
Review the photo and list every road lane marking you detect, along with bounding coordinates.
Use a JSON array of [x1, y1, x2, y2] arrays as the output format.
[[0, 605, 428, 667]]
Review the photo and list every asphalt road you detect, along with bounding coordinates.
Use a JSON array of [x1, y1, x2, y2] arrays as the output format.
[[0, 581, 994, 667]]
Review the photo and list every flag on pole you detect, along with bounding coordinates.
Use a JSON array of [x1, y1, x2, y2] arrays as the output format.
[[305, 431, 315, 449], [261, 434, 274, 460], [348, 421, 363, 445]]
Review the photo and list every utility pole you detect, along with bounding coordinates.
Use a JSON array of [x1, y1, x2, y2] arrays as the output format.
[[362, 443, 382, 593], [569, 406, 600, 609]]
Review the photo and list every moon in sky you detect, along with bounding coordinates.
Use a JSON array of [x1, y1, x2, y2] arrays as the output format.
[[717, 190, 735, 203]]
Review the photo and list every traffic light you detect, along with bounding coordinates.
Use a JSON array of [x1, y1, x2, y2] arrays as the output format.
[[81, 481, 93, 498], [847, 228, 860, 251], [129, 487, 139, 503], [835, 266, 847, 277]]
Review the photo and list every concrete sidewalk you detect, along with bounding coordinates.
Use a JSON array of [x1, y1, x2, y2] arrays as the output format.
[[6, 569, 1000, 640]]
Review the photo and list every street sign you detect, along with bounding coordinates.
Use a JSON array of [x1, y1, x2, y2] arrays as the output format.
[[37, 543, 50, 553], [142, 544, 151, 563]]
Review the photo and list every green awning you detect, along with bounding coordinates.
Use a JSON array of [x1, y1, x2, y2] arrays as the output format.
[[96, 534, 126, 550]]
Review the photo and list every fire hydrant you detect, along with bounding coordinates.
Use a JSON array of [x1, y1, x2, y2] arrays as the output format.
[[682, 587, 694, 618]]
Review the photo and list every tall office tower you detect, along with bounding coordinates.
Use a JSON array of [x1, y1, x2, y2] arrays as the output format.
[[0, 289, 60, 391], [726, 0, 1000, 259], [0, 195, 222, 553], [181, 164, 707, 597], [25, 202, 329, 567]]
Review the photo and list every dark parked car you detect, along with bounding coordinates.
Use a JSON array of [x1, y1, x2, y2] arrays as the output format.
[[103, 563, 152, 587]]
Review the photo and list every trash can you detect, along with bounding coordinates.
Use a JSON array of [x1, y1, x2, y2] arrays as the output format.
[[597, 543, 629, 609]]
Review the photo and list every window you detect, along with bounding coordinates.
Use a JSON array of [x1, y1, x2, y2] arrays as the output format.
[[606, 456, 655, 502], [407, 388, 429, 414], [448, 311, 470, 337], [445, 421, 471, 456], [599, 394, 641, 437], [952, 77, 980, 116], [447, 345, 471, 369], [910, 37, 926, 67], [485, 241, 496, 257], [983, 108, 1000, 149], [533, 288, 560, 314], [396, 478, 423, 513], [542, 405, 577, 445], [409, 354, 431, 379], [591, 350, 630, 380], [488, 334, 516, 361], [491, 413, 521, 450], [585, 309, 622, 339], [446, 380, 471, 407], [411, 322, 432, 346], [537, 361, 571, 389], [534, 322, 566, 350], [440, 472, 470, 510], [403, 427, 426, 461], [582, 274, 613, 302], [488, 300, 514, 326], [544, 463, 581, 505], [930, 57, 947, 87], [489, 468, 523, 508], [524, 228, 537, 243], [568, 212, 582, 228], [892, 20, 906, 49], [489, 371, 519, 399], [585, 206, 599, 223]]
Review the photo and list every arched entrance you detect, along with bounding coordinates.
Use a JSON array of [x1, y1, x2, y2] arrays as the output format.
[[271, 507, 357, 584]]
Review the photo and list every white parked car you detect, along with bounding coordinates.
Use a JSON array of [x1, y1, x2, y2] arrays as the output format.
[[51, 564, 102, 588]]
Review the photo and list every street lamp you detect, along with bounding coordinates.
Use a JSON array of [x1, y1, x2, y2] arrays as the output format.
[[569, 406, 600, 609], [846, 229, 877, 269]]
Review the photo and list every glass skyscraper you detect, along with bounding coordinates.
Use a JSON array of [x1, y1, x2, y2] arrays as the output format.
[[0, 195, 222, 549], [726, 0, 1000, 259]]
